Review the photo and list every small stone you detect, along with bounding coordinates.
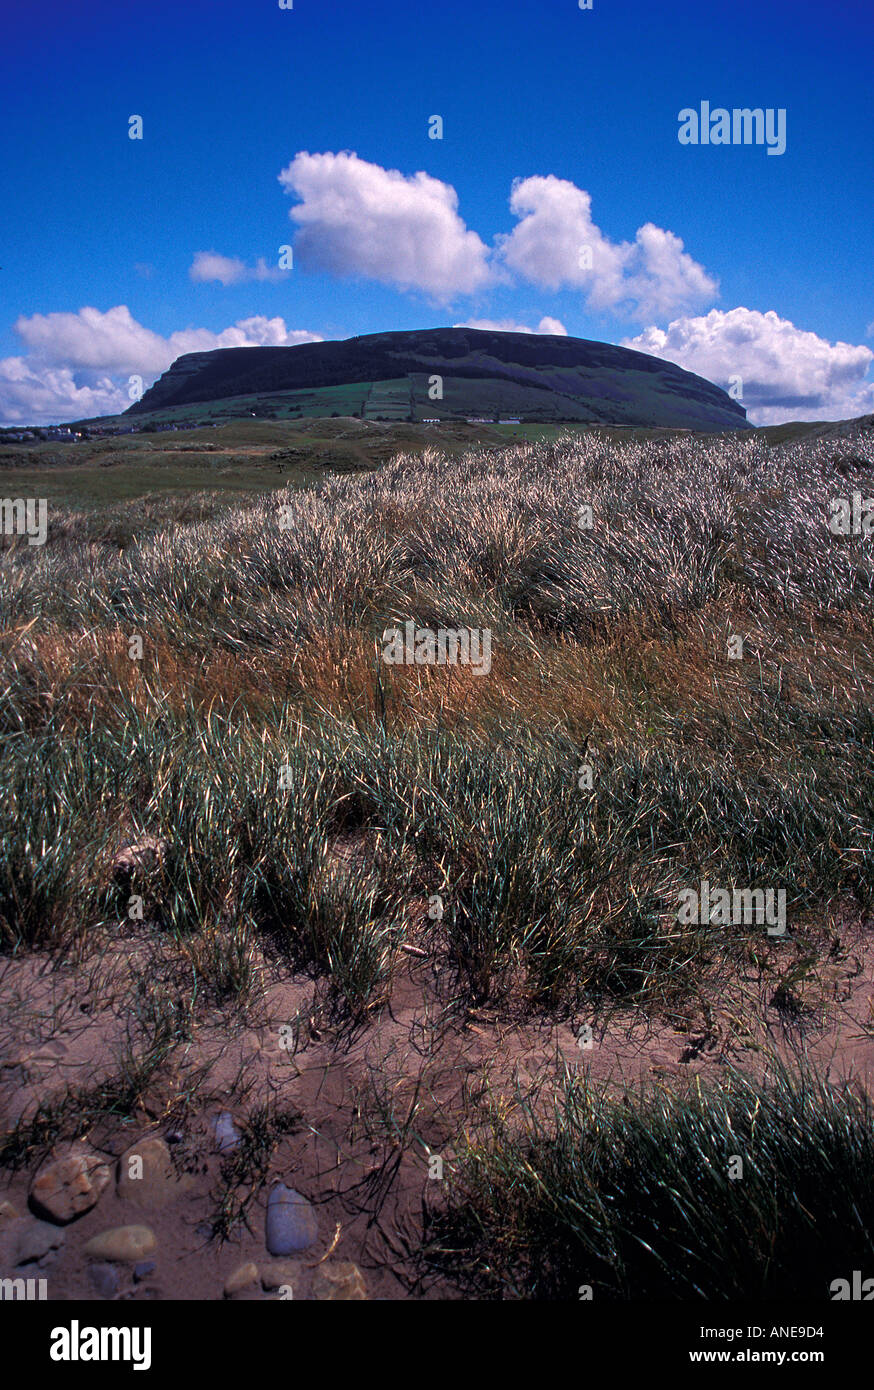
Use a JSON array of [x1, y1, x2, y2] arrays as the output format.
[[312, 1261, 368, 1301], [113, 836, 167, 878], [84, 1225, 157, 1262], [117, 1137, 176, 1211], [133, 1261, 156, 1283], [14, 1217, 65, 1266], [0, 1200, 19, 1230], [88, 1263, 119, 1298], [266, 1185, 318, 1255], [29, 1145, 112, 1224], [260, 1259, 303, 1291], [224, 1262, 260, 1297], [211, 1112, 240, 1154]]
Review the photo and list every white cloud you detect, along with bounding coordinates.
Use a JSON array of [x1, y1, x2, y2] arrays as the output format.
[[189, 251, 288, 285], [274, 156, 715, 320], [0, 306, 322, 425], [498, 175, 718, 321], [0, 358, 129, 425], [166, 316, 321, 355], [278, 151, 493, 302], [623, 307, 874, 424], [13, 305, 172, 375], [454, 316, 568, 335]]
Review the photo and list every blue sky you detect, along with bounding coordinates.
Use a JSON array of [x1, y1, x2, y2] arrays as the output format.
[[2, 0, 872, 424]]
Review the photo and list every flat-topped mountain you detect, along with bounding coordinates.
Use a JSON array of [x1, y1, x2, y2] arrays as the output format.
[[126, 326, 750, 430]]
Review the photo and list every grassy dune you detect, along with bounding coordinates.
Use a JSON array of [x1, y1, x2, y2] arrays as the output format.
[[2, 428, 873, 1296]]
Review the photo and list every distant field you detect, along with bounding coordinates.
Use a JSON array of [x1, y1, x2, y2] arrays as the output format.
[[756, 412, 874, 445], [0, 418, 597, 505], [363, 378, 412, 419], [2, 412, 871, 508]]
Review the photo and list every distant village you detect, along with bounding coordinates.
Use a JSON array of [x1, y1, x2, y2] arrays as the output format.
[[0, 421, 204, 442], [1, 417, 524, 442]]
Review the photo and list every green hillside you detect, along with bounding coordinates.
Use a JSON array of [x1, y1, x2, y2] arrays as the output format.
[[109, 326, 750, 432]]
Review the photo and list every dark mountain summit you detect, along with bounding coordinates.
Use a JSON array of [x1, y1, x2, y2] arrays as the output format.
[[127, 326, 750, 430]]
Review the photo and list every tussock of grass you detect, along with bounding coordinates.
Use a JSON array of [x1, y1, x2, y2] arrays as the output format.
[[427, 1062, 874, 1299]]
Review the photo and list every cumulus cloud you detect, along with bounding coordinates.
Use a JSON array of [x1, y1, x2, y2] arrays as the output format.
[[189, 251, 288, 285], [454, 316, 568, 335], [0, 305, 322, 425], [274, 156, 712, 319], [278, 151, 493, 302], [14, 305, 174, 376], [498, 175, 718, 321], [0, 359, 130, 426], [623, 307, 874, 425]]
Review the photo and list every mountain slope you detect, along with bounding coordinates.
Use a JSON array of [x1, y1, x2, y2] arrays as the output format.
[[127, 327, 750, 430]]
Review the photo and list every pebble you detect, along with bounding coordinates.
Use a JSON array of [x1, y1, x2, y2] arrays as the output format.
[[83, 1225, 157, 1262], [117, 1137, 176, 1210], [113, 836, 167, 877], [0, 1200, 19, 1230], [265, 1185, 318, 1255], [312, 1261, 368, 1301], [133, 1261, 156, 1283], [29, 1144, 112, 1224], [224, 1262, 260, 1297], [260, 1259, 302, 1291], [88, 1263, 119, 1298], [211, 1112, 241, 1154], [14, 1217, 65, 1266]]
